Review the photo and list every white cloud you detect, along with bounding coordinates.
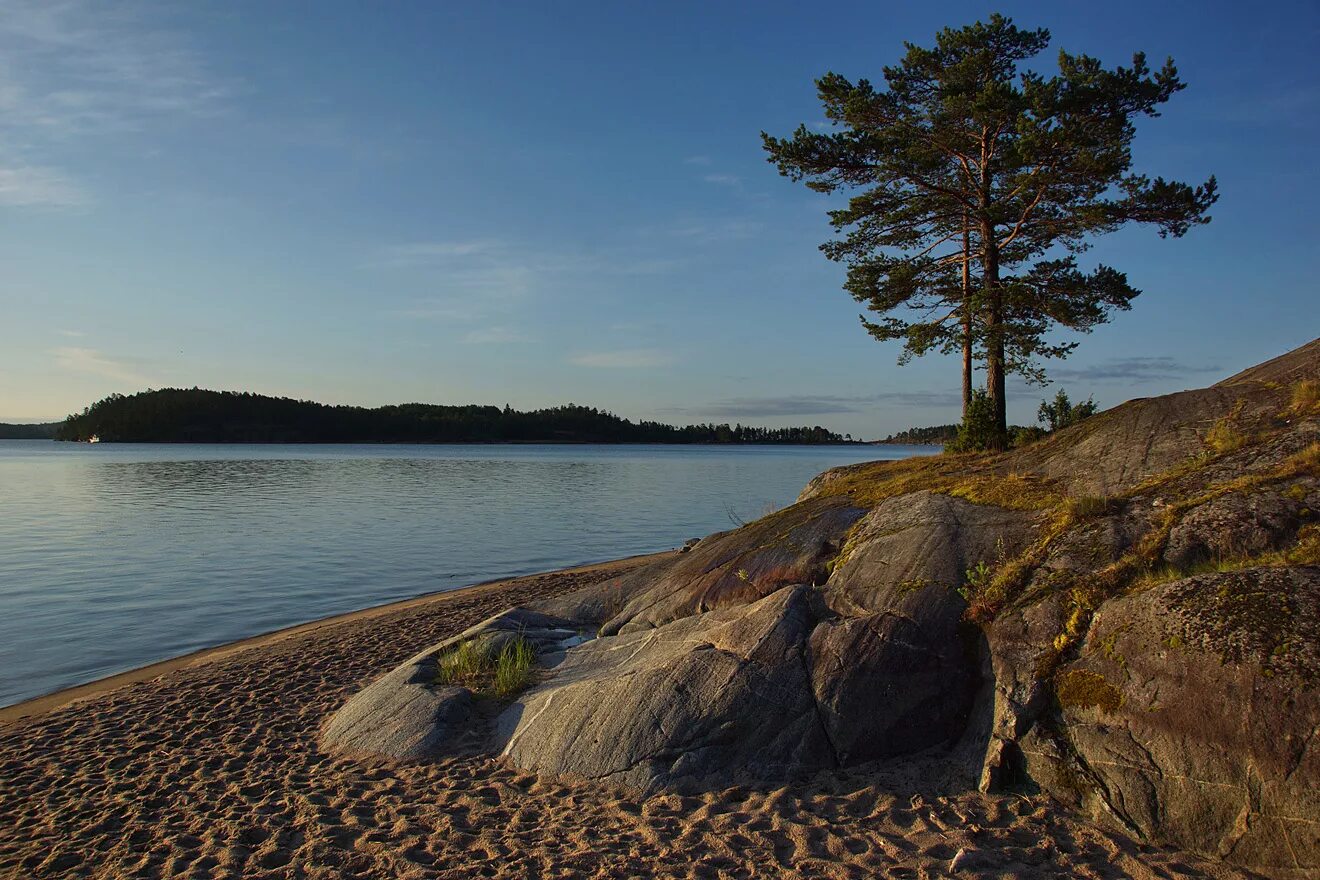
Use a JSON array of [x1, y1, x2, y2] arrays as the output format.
[[0, 164, 89, 207], [702, 173, 741, 186], [52, 346, 153, 386], [569, 349, 673, 369], [57, 329, 86, 337], [0, 1, 233, 208], [683, 155, 712, 165]]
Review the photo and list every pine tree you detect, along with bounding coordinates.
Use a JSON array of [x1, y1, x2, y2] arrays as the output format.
[[763, 13, 1217, 448]]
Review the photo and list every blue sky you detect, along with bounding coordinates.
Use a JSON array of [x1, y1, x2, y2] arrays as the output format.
[[2, 1, 1316, 437]]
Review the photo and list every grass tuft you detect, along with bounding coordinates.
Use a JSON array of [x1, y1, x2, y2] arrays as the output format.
[[1288, 378, 1320, 416], [1204, 417, 1249, 455], [436, 635, 538, 699], [492, 638, 537, 698]]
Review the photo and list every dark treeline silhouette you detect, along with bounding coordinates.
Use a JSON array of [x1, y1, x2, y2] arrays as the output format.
[[55, 389, 851, 445], [0, 422, 58, 439], [875, 425, 959, 445]]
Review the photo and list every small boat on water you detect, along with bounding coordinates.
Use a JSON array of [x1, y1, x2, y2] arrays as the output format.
[[87, 435, 101, 444]]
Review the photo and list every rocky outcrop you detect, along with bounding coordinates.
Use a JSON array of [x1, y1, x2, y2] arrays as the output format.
[[1038, 567, 1320, 871], [324, 337, 1320, 878]]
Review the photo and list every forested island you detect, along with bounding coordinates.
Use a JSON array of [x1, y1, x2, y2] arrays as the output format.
[[874, 425, 958, 445], [0, 422, 58, 439], [53, 389, 852, 444]]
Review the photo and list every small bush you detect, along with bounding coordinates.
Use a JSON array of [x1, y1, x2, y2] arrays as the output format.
[[1011, 425, 1048, 447], [946, 389, 1000, 452], [1039, 389, 1097, 433]]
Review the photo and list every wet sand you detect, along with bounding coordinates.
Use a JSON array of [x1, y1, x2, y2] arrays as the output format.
[[0, 555, 1253, 879]]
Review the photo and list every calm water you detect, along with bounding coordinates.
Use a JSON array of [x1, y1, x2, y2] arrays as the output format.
[[0, 441, 933, 707]]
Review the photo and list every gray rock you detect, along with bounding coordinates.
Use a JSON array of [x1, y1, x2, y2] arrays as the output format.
[[496, 585, 837, 793], [1040, 567, 1320, 872], [599, 497, 865, 635], [320, 647, 473, 762], [821, 491, 1031, 616]]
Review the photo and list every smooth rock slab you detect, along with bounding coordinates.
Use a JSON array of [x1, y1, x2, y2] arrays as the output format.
[[495, 585, 837, 793]]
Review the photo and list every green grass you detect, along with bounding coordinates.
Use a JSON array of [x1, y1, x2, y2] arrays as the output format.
[[436, 635, 538, 699], [492, 638, 536, 698]]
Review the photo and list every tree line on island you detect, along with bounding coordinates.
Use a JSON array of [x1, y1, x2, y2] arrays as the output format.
[[53, 389, 851, 445], [0, 422, 59, 439]]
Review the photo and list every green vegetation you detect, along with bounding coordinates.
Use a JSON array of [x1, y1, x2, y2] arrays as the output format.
[[813, 450, 1061, 512], [1204, 415, 1250, 455], [436, 636, 538, 699], [877, 424, 960, 445], [1038, 390, 1097, 433], [54, 389, 852, 444], [763, 14, 1216, 448], [0, 422, 58, 439]]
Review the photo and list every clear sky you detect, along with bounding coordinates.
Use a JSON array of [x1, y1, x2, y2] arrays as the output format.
[[2, 1, 1316, 437]]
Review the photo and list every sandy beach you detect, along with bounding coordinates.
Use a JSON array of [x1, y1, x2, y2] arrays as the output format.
[[0, 555, 1254, 880]]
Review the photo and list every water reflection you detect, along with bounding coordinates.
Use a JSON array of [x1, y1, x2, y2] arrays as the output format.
[[0, 442, 932, 706]]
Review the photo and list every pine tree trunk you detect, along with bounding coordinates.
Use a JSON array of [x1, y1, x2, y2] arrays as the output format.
[[961, 216, 973, 420], [980, 218, 1008, 451]]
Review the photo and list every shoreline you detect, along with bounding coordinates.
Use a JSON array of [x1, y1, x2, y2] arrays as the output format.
[[0, 549, 675, 725]]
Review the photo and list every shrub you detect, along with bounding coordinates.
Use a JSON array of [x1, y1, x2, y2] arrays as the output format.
[[946, 389, 999, 452], [1038, 389, 1097, 432]]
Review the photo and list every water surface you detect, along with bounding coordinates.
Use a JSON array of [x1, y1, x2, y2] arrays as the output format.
[[0, 441, 934, 707]]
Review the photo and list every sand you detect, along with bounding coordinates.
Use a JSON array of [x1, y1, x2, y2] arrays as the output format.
[[0, 556, 1254, 880]]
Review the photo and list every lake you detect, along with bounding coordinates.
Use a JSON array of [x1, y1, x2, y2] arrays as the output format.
[[0, 441, 934, 707]]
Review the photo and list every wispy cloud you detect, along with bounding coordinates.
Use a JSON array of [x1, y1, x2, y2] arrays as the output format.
[[377, 238, 679, 322], [52, 346, 154, 386], [703, 173, 741, 186], [57, 328, 86, 337], [569, 349, 674, 369], [683, 155, 712, 166], [1050, 357, 1221, 383], [0, 165, 89, 207], [673, 389, 963, 418], [0, 1, 233, 207]]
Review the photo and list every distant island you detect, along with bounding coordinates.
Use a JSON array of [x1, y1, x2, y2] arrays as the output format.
[[874, 424, 959, 445], [53, 389, 855, 444], [0, 422, 58, 440]]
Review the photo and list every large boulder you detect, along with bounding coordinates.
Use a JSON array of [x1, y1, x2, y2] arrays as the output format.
[[598, 497, 865, 634], [496, 585, 836, 792], [1036, 567, 1320, 873], [320, 607, 584, 760]]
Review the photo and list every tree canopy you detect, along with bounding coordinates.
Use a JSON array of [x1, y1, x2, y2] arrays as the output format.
[[53, 389, 851, 445], [763, 13, 1217, 448]]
